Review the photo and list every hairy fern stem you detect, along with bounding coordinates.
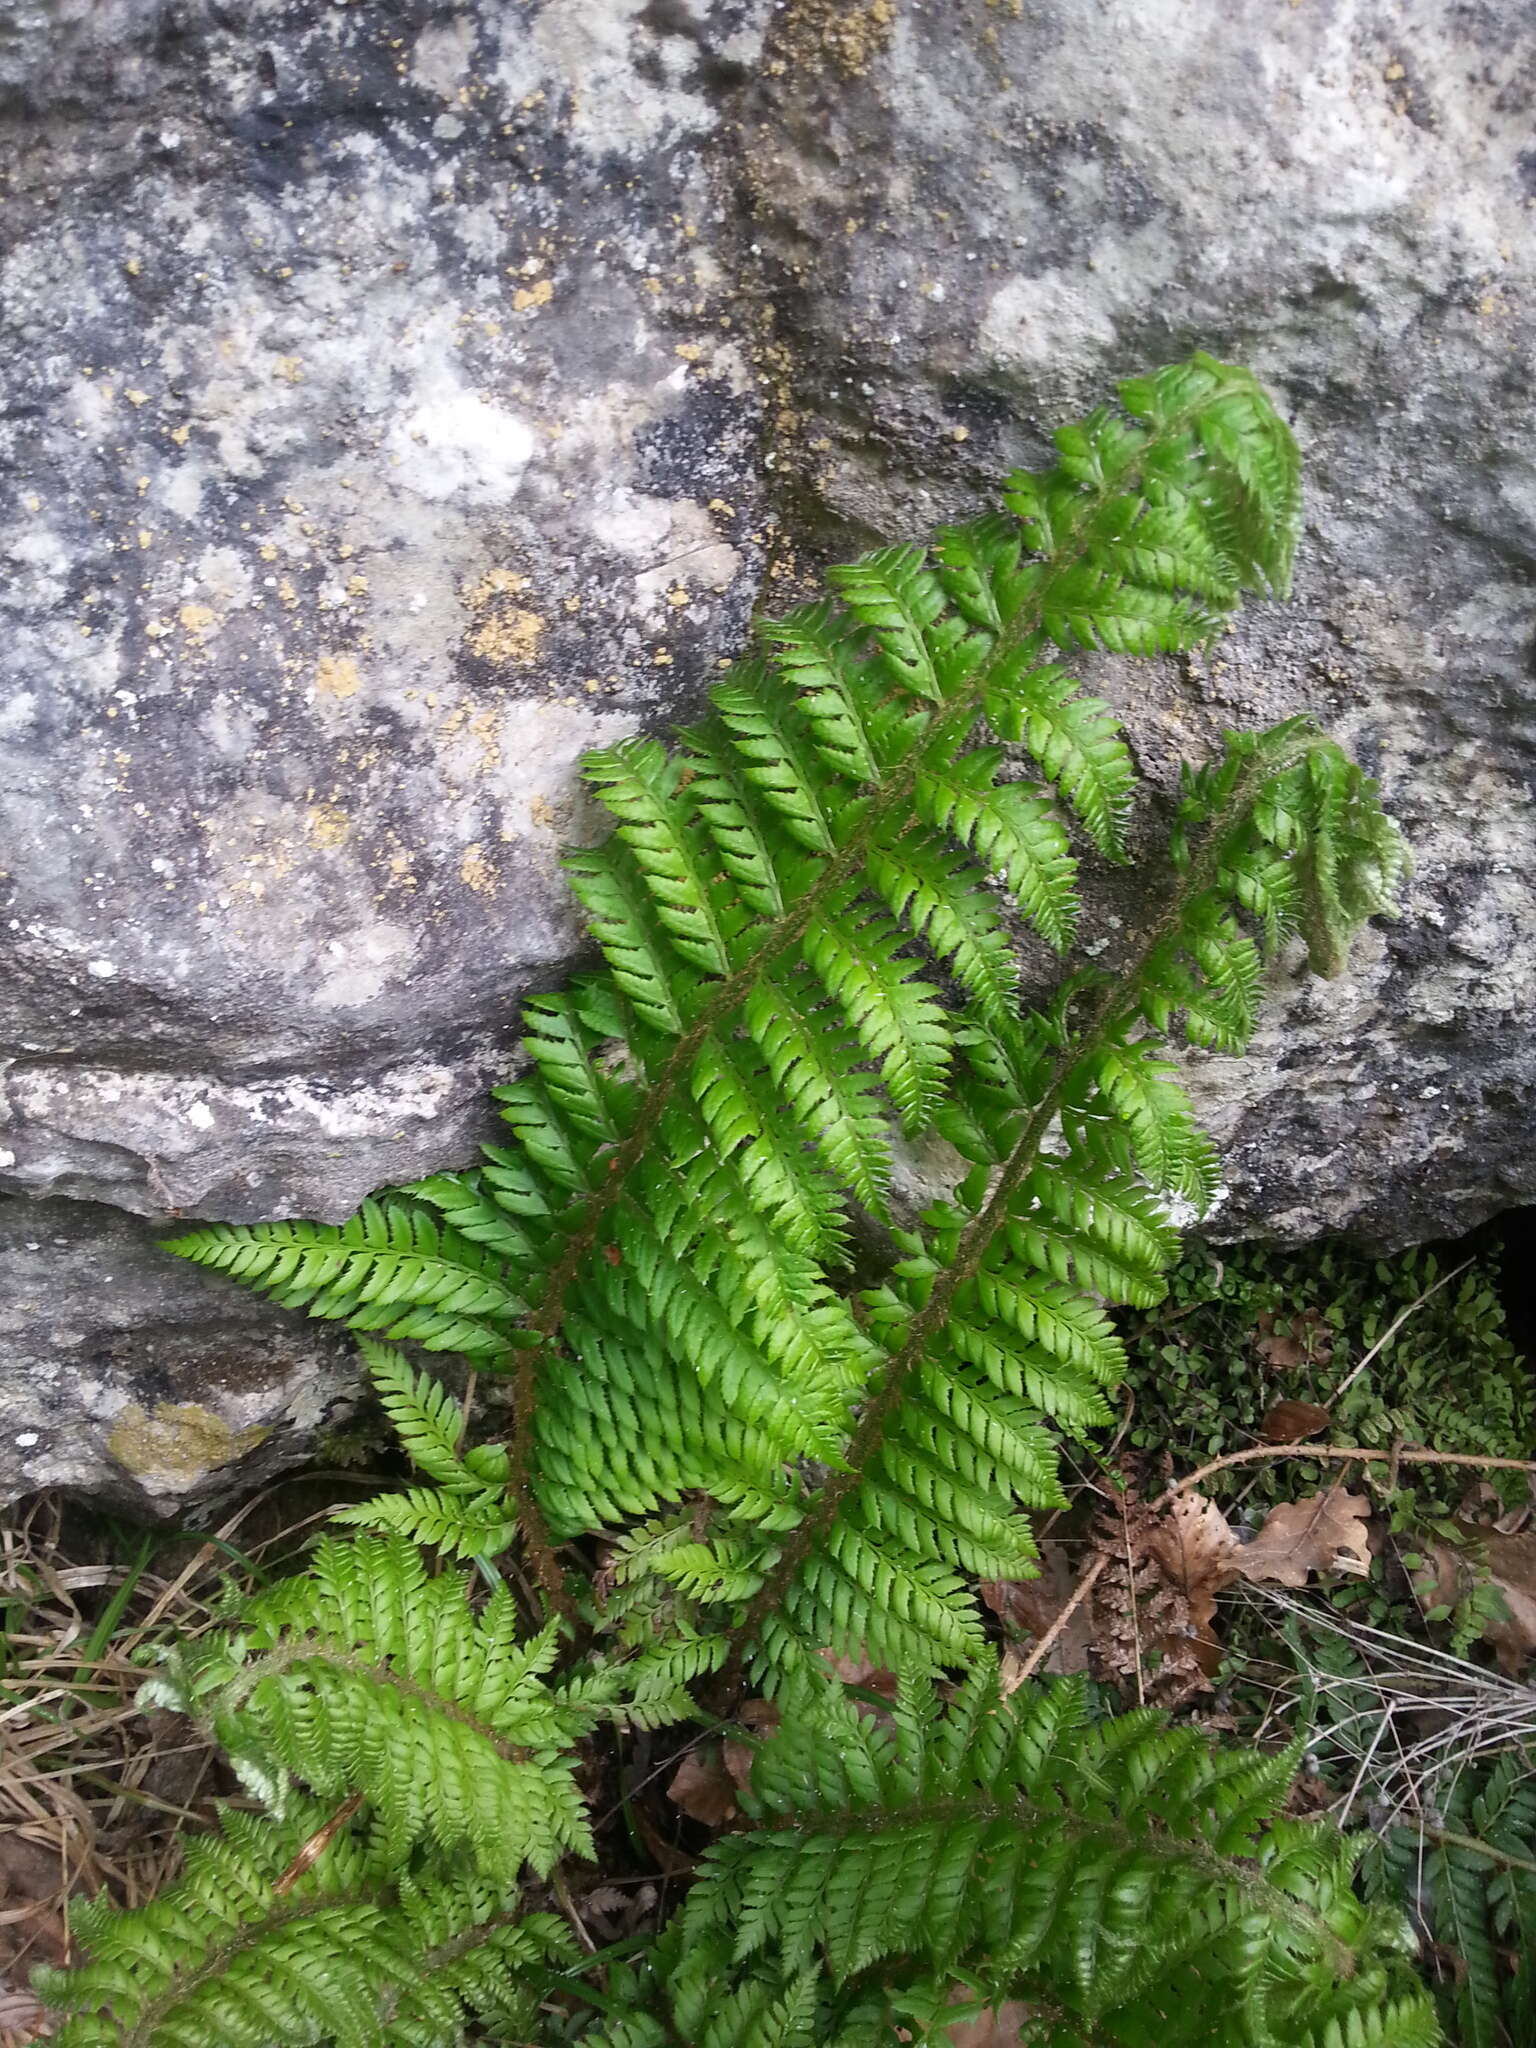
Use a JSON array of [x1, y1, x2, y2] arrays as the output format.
[[729, 722, 1322, 1674]]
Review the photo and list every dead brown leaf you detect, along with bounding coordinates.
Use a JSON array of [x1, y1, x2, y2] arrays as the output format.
[[816, 1648, 899, 1695], [666, 1746, 739, 1829], [1254, 1307, 1332, 1372], [1090, 1491, 1216, 1707], [1478, 1530, 1536, 1675], [1418, 1527, 1536, 1677], [0, 1989, 54, 2046], [722, 1698, 779, 1793], [1260, 1400, 1332, 1444], [947, 1998, 1038, 2046], [980, 1542, 1093, 1675], [1235, 1489, 1372, 1589], [1145, 1493, 1240, 1631]]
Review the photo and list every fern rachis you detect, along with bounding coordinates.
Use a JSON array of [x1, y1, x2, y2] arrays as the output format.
[[42, 355, 1436, 2048]]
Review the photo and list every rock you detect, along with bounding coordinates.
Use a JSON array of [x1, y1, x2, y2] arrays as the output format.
[[0, 1197, 356, 1511], [3, 0, 1535, 1504], [744, 0, 1536, 1246], [0, 0, 773, 1227]]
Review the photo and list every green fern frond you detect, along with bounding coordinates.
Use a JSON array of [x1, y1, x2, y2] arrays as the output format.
[[620, 1661, 1435, 2048], [36, 1800, 574, 2048], [145, 1534, 592, 1882], [1366, 1753, 1535, 2048]]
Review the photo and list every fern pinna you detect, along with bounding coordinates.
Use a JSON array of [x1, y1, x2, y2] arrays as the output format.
[[42, 355, 1433, 2047]]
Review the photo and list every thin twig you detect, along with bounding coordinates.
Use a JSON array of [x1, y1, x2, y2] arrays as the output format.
[[1012, 1553, 1110, 1682], [1121, 1505, 1145, 1708], [1157, 1442, 1536, 1506]]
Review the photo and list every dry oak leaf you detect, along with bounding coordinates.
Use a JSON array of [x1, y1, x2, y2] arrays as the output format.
[[1236, 1488, 1372, 1589], [1146, 1493, 1240, 1630], [666, 1745, 740, 1829], [981, 1541, 1094, 1675], [1417, 1527, 1536, 1678]]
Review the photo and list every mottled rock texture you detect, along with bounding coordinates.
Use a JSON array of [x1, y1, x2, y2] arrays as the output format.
[[2, 0, 1533, 1504], [0, 1197, 357, 1511]]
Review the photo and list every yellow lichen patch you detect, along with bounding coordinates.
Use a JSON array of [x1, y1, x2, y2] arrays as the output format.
[[307, 803, 353, 848], [314, 654, 362, 699], [437, 702, 503, 775], [465, 567, 528, 607], [783, 0, 893, 77], [459, 842, 496, 894], [470, 608, 545, 664], [178, 603, 218, 641], [107, 1402, 269, 1483], [512, 277, 554, 312]]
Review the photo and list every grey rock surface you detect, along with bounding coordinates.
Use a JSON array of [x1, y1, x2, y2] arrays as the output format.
[[1, 0, 1534, 1504], [1, 0, 773, 1226], [0, 1196, 357, 1511]]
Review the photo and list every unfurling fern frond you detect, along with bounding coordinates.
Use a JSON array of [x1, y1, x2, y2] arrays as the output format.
[[582, 1660, 1437, 2048]]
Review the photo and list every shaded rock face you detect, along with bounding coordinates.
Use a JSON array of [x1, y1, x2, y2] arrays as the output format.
[[0, 1196, 357, 1512], [1, 0, 1533, 1506]]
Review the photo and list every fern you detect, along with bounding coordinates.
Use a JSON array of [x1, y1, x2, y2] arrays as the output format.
[[586, 1659, 1437, 2048], [1365, 1755, 1536, 2048], [43, 355, 1434, 2046], [36, 1807, 575, 2048]]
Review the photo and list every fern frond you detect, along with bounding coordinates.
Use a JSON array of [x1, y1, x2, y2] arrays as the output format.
[[628, 1662, 1436, 2048], [37, 1800, 574, 2048], [148, 1534, 592, 1882]]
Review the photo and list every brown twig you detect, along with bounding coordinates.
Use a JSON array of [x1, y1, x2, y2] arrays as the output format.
[[272, 1793, 363, 1895], [1155, 1443, 1536, 1507], [1012, 1553, 1111, 1682]]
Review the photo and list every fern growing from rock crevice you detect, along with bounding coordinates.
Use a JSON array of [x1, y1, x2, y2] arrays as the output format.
[[44, 354, 1434, 2046]]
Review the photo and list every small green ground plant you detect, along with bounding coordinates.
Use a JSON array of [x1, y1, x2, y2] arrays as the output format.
[[36, 356, 1438, 2047], [1120, 1241, 1532, 1649]]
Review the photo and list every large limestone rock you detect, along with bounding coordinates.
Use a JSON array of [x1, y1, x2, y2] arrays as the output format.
[[1, 0, 771, 1225], [2, 0, 1532, 1505], [0, 1196, 357, 1513]]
